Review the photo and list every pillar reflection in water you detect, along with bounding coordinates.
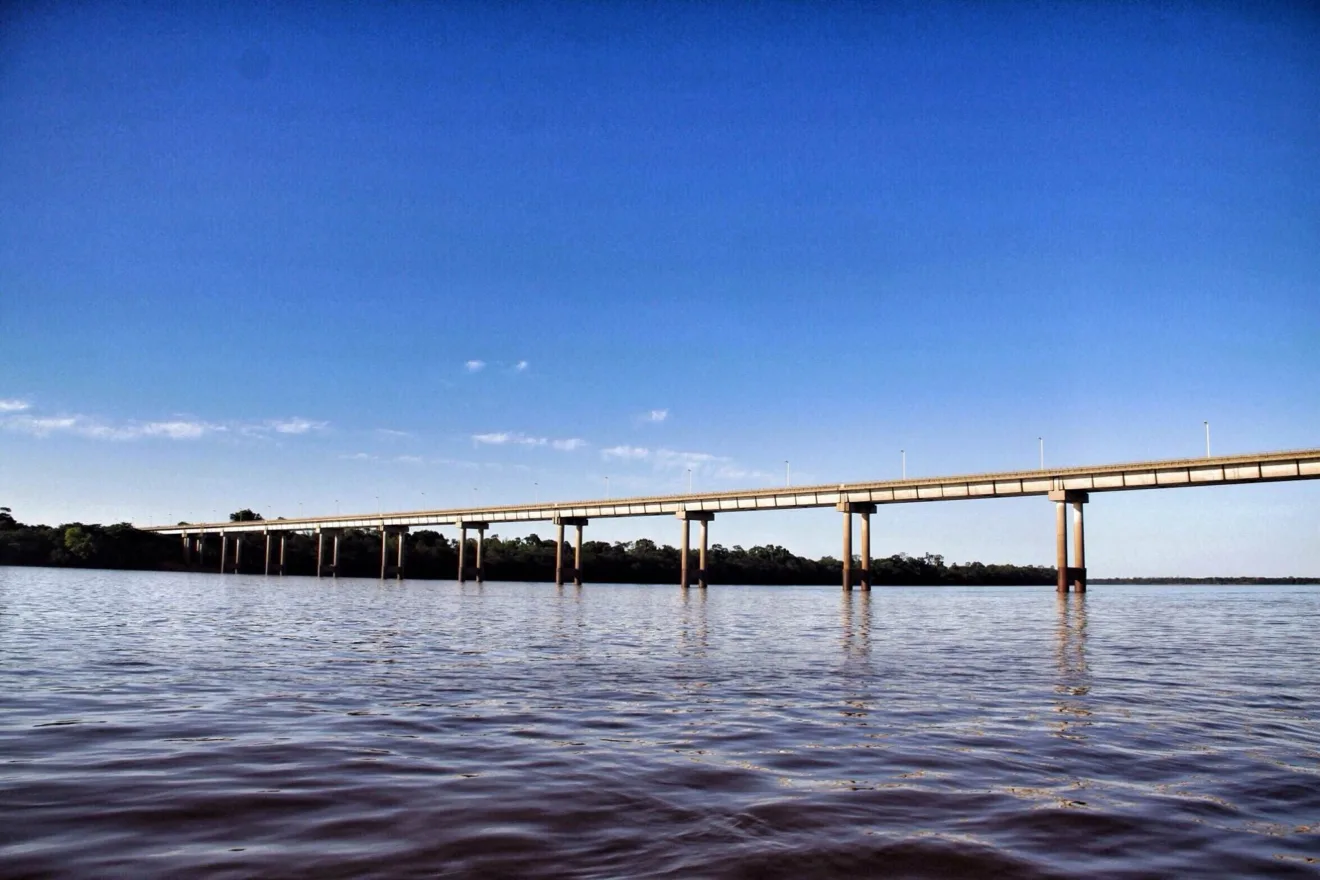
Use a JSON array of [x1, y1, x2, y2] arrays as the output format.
[[840, 589, 872, 662], [1053, 594, 1092, 741], [679, 586, 709, 659]]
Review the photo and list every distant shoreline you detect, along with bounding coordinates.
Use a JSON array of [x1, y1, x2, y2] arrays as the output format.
[[1, 514, 1315, 585]]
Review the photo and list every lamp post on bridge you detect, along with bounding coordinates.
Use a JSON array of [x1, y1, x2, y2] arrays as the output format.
[[1039, 437, 1044, 470], [901, 450, 906, 479], [1205, 421, 1211, 457], [784, 461, 790, 487]]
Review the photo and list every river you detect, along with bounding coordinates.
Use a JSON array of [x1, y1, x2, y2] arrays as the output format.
[[2, 567, 1317, 877]]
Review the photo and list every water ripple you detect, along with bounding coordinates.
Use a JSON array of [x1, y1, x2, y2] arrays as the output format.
[[2, 569, 1318, 877]]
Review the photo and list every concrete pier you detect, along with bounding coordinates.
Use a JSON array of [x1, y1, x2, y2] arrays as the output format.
[[837, 502, 876, 590], [1049, 490, 1088, 592], [279, 533, 287, 576], [316, 528, 341, 578], [554, 517, 588, 587], [458, 522, 487, 582], [677, 511, 714, 589], [379, 526, 409, 579]]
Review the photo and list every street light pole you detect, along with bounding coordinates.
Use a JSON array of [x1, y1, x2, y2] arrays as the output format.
[[687, 468, 692, 493], [1039, 437, 1044, 470], [901, 450, 906, 479], [785, 461, 790, 487], [1205, 421, 1211, 457]]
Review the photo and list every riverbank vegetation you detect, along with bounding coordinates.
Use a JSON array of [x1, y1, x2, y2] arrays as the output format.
[[2, 508, 1313, 585]]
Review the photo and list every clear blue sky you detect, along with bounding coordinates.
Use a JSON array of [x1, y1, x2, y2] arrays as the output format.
[[2, 2, 1317, 575]]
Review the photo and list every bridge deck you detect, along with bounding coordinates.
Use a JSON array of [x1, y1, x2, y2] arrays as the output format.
[[144, 447, 1320, 535]]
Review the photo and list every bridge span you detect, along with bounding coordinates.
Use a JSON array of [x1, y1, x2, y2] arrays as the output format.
[[144, 447, 1320, 593]]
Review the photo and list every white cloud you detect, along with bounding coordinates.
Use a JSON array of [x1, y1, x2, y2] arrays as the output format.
[[513, 360, 529, 372], [472, 431, 512, 445], [138, 420, 212, 440], [471, 431, 547, 447], [654, 448, 725, 469], [602, 445, 651, 461], [394, 455, 424, 464], [1, 407, 325, 443], [643, 409, 668, 423], [0, 399, 31, 413], [1, 414, 223, 441], [552, 438, 586, 452], [269, 417, 327, 435], [465, 360, 486, 373], [375, 428, 413, 438], [339, 452, 377, 461]]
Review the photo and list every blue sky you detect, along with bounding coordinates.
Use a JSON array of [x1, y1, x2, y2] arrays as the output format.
[[2, 2, 1317, 575]]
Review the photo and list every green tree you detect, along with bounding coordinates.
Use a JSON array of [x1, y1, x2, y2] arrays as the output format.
[[229, 509, 264, 522], [63, 525, 99, 561]]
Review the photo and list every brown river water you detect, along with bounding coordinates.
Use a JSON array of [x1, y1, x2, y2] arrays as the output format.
[[1, 567, 1318, 878]]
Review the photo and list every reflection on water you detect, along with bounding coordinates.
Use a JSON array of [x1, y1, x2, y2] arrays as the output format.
[[2, 568, 1319, 879], [840, 590, 871, 662], [1053, 594, 1093, 741]]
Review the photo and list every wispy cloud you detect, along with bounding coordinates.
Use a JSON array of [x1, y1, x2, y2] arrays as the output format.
[[268, 417, 327, 435], [472, 431, 543, 447], [473, 431, 584, 451], [513, 360, 529, 373], [602, 445, 651, 461], [653, 448, 725, 469], [464, 360, 486, 373], [0, 399, 31, 413], [1, 414, 223, 441], [374, 428, 413, 439], [1, 405, 327, 442], [339, 452, 377, 461], [640, 409, 668, 423]]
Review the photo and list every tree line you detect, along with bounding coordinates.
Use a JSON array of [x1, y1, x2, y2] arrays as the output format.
[[1, 506, 1058, 585]]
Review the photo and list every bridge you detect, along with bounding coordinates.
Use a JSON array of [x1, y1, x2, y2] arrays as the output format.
[[143, 447, 1320, 593]]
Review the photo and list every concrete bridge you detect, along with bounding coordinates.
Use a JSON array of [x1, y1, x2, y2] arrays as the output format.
[[143, 447, 1320, 593]]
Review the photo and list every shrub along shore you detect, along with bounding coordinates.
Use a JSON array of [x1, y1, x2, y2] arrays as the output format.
[[2, 509, 1313, 585]]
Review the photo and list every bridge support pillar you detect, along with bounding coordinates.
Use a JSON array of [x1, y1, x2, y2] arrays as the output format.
[[264, 531, 273, 576], [379, 526, 409, 579], [196, 533, 206, 569], [677, 511, 714, 589], [233, 535, 243, 574], [837, 502, 876, 590], [1049, 490, 1088, 593], [554, 517, 589, 586], [220, 533, 228, 574], [458, 522, 488, 582], [316, 529, 341, 578], [279, 533, 287, 576], [182, 534, 192, 567]]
